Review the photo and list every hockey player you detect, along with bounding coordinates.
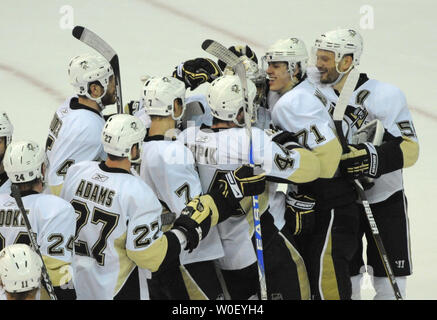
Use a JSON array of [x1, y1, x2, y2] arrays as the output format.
[[262, 38, 309, 113], [0, 140, 76, 299], [217, 45, 270, 130], [312, 28, 419, 299], [271, 33, 363, 299], [179, 74, 320, 300], [139, 76, 225, 300], [0, 244, 42, 300], [45, 53, 116, 195], [60, 113, 264, 299], [0, 112, 14, 193]]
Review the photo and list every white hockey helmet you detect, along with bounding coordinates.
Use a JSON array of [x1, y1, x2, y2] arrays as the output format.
[[68, 53, 114, 107], [262, 38, 309, 78], [141, 76, 186, 120], [313, 28, 363, 73], [3, 141, 46, 183], [0, 244, 42, 293], [101, 114, 146, 163], [0, 111, 13, 146], [207, 74, 256, 126]]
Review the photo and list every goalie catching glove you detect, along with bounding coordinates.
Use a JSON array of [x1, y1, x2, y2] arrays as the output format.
[[172, 58, 222, 90], [172, 165, 265, 252], [285, 191, 316, 235]]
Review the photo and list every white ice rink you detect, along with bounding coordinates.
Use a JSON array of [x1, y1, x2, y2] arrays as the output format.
[[0, 0, 435, 300]]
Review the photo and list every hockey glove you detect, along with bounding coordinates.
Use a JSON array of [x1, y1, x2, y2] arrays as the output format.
[[172, 195, 218, 252], [270, 130, 301, 151], [209, 165, 266, 222], [340, 142, 381, 179], [172, 58, 222, 90], [285, 191, 316, 235]]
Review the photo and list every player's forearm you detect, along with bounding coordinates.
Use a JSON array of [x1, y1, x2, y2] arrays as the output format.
[[312, 138, 342, 178], [127, 231, 182, 272], [285, 148, 320, 183]]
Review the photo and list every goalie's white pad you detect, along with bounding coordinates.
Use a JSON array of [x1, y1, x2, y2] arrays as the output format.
[[351, 119, 384, 146]]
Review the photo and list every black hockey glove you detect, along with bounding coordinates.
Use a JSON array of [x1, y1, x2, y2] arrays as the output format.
[[172, 58, 222, 90], [173, 165, 265, 252], [285, 191, 316, 235], [124, 100, 141, 115]]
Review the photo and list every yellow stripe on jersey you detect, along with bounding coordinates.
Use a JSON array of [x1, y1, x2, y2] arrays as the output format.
[[49, 184, 63, 196], [42, 255, 72, 287], [400, 137, 419, 168], [319, 210, 340, 300], [312, 138, 342, 178], [278, 232, 311, 300], [287, 148, 320, 183], [114, 232, 136, 295], [127, 236, 169, 272], [180, 265, 208, 300]]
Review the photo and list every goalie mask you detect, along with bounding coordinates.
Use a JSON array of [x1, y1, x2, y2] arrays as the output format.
[[0, 244, 42, 293], [68, 53, 114, 109], [312, 28, 363, 75], [4, 141, 47, 184], [141, 76, 186, 121], [101, 114, 146, 164], [207, 74, 256, 126], [262, 38, 309, 80]]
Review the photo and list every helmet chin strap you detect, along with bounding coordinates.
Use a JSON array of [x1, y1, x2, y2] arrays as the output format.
[[330, 64, 355, 86], [85, 88, 107, 111]]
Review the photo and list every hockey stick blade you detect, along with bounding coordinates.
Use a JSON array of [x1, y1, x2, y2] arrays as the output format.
[[201, 39, 240, 68], [11, 184, 58, 300], [72, 25, 123, 113]]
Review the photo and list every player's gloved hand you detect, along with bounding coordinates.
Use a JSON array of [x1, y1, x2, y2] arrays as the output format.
[[285, 191, 316, 235], [173, 165, 265, 252], [340, 142, 381, 179], [124, 100, 141, 115], [172, 58, 222, 90], [270, 130, 301, 151]]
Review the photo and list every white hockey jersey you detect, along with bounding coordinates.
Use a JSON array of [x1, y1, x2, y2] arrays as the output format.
[[139, 136, 224, 265], [60, 160, 164, 300], [178, 126, 319, 270], [46, 96, 107, 195], [316, 74, 419, 203], [0, 190, 75, 288]]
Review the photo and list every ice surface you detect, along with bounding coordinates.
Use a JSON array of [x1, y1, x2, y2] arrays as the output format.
[[0, 0, 435, 300]]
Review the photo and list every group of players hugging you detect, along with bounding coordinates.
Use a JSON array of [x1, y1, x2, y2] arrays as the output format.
[[0, 28, 418, 301]]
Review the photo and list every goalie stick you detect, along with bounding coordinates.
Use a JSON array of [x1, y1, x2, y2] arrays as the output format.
[[332, 68, 403, 300], [72, 26, 123, 114], [201, 39, 268, 300], [11, 184, 57, 300]]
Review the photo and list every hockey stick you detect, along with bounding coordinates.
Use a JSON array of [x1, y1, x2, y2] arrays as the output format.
[[11, 184, 57, 300], [202, 39, 268, 300], [332, 68, 403, 300], [72, 26, 123, 114]]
